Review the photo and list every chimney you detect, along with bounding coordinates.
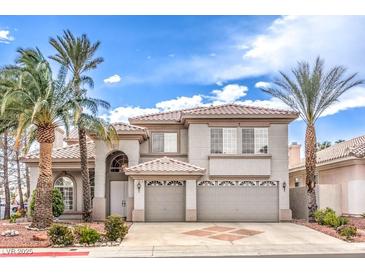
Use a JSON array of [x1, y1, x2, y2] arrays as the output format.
[[289, 142, 301, 167], [54, 127, 65, 149]]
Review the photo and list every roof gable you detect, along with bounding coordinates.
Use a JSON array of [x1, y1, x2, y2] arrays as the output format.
[[124, 157, 206, 175], [129, 103, 298, 124]]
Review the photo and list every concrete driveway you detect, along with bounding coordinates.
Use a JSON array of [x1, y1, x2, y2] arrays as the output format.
[[122, 222, 343, 247]]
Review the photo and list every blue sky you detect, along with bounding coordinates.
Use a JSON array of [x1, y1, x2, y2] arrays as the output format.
[[1, 16, 365, 147]]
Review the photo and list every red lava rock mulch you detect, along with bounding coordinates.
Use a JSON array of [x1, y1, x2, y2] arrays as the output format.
[[294, 219, 365, 242], [0, 220, 132, 248], [0, 221, 50, 248]]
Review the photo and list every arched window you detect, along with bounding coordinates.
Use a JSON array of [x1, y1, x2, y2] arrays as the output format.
[[110, 154, 128, 172], [54, 176, 74, 211]]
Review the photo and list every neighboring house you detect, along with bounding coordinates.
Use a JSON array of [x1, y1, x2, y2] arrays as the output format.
[[289, 136, 365, 216], [23, 103, 298, 222]]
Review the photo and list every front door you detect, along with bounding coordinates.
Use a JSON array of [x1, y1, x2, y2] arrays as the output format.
[[110, 181, 128, 217]]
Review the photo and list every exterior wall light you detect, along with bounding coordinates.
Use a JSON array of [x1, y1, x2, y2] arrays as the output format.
[[282, 181, 287, 192], [137, 181, 142, 192]]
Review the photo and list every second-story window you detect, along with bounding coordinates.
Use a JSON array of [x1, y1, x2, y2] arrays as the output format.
[[210, 128, 237, 154], [242, 128, 268, 154], [152, 132, 177, 153]]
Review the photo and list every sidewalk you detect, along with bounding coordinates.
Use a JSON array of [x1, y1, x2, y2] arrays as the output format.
[[2, 242, 365, 257]]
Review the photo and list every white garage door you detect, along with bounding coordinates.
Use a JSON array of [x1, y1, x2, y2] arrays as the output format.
[[145, 180, 185, 222], [197, 180, 279, 222]]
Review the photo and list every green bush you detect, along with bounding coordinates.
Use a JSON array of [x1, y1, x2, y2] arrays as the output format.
[[338, 225, 357, 240], [30, 188, 65, 218], [74, 225, 100, 245], [314, 207, 335, 225], [323, 211, 341, 228], [104, 215, 128, 241], [313, 207, 347, 228], [48, 224, 74, 246], [9, 212, 21, 223]]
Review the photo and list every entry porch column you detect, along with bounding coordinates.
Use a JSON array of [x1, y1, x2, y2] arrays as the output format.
[[185, 179, 197, 221], [132, 179, 145, 222]]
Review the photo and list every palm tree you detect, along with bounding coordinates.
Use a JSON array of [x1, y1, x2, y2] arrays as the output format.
[[49, 30, 105, 222], [1, 131, 10, 219], [260, 57, 363, 220], [316, 141, 332, 151], [0, 48, 73, 228]]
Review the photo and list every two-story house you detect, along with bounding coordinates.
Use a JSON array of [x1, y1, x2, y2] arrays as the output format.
[[23, 104, 298, 222]]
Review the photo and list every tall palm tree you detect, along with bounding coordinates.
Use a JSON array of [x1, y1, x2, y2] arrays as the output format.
[[0, 48, 73, 228], [49, 30, 105, 222], [260, 57, 363, 220], [1, 131, 10, 219]]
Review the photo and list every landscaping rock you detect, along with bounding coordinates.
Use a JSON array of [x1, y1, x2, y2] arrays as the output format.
[[1, 230, 20, 237], [32, 234, 48, 241]]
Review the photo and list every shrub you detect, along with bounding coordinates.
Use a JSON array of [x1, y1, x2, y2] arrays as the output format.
[[338, 225, 357, 240], [314, 207, 335, 225], [105, 215, 128, 241], [74, 225, 100, 245], [48, 224, 74, 246], [323, 211, 342, 228], [313, 207, 347, 229], [9, 211, 21, 223], [30, 189, 65, 218]]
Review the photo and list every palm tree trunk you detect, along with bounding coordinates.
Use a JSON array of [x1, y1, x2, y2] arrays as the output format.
[[24, 130, 31, 200], [15, 149, 25, 214], [3, 131, 10, 219], [305, 124, 318, 221], [25, 166, 30, 202], [78, 126, 92, 222], [31, 126, 55, 229]]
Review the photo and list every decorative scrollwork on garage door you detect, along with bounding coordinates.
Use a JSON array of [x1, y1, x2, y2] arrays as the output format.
[[259, 181, 278, 187], [198, 181, 216, 186], [146, 181, 164, 186], [218, 181, 235, 186], [166, 180, 185, 186], [238, 181, 257, 186], [197, 180, 279, 187], [146, 180, 185, 186]]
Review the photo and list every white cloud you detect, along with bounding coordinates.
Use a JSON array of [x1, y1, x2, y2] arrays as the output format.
[[211, 84, 248, 104], [168, 54, 175, 58], [255, 81, 271, 89], [105, 106, 159, 123], [0, 30, 14, 44], [104, 74, 121, 84], [322, 86, 365, 117], [215, 81, 224, 86], [155, 95, 204, 112]]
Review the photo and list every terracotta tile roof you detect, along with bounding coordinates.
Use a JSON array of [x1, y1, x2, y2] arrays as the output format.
[[63, 128, 91, 142], [112, 122, 147, 132], [124, 157, 206, 175], [290, 135, 365, 170], [23, 141, 95, 161], [129, 103, 298, 123]]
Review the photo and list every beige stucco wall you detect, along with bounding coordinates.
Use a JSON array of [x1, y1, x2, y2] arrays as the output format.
[[28, 166, 83, 214], [290, 161, 365, 216], [188, 122, 291, 219], [93, 139, 140, 220], [209, 157, 271, 176]]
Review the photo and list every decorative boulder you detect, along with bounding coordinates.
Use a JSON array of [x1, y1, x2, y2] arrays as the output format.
[[1, 230, 20, 237], [32, 234, 48, 241]]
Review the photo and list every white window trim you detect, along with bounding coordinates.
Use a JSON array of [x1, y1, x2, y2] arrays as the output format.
[[242, 127, 269, 155], [151, 131, 179, 153], [54, 176, 75, 212]]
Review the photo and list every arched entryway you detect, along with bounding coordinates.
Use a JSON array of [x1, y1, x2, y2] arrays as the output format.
[[105, 151, 129, 217]]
